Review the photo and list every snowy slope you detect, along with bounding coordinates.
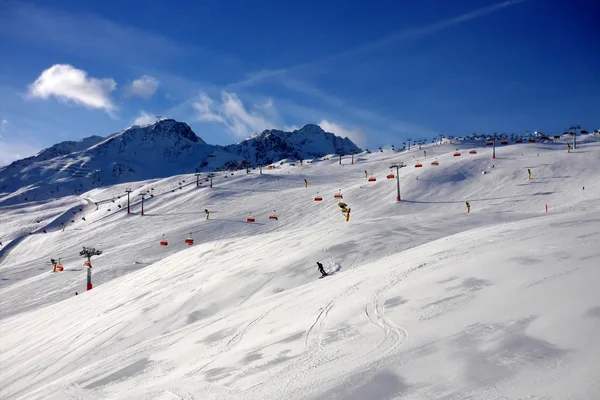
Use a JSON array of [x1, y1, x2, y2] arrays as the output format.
[[1, 139, 599, 399], [0, 120, 361, 207]]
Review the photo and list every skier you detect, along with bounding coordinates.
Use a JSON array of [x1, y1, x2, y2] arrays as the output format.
[[317, 261, 327, 277], [205, 209, 210, 220], [304, 179, 308, 188], [338, 202, 348, 213], [465, 201, 471, 213]]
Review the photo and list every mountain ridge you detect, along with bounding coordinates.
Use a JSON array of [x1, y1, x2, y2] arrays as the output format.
[[0, 119, 362, 205]]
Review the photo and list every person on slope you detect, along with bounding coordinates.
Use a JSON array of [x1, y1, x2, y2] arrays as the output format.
[[317, 262, 328, 277]]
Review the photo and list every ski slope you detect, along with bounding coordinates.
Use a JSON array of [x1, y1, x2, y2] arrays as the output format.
[[1, 139, 600, 399]]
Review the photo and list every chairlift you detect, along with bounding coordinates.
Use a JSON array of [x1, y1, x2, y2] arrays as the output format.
[[314, 192, 323, 201], [160, 234, 168, 246], [334, 189, 343, 198], [184, 233, 194, 245], [469, 149, 477, 154], [247, 213, 256, 222], [269, 210, 278, 220], [415, 162, 423, 167], [55, 258, 64, 272]]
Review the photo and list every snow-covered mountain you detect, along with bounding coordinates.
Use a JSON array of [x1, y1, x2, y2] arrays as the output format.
[[0, 119, 361, 205], [223, 124, 360, 170]]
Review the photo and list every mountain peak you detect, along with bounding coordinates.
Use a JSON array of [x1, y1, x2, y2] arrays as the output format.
[[295, 124, 325, 134], [121, 118, 204, 144]]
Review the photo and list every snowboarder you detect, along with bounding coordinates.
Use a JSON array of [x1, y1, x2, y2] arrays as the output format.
[[465, 201, 471, 213], [527, 168, 531, 180], [304, 179, 308, 188], [205, 209, 210, 220], [317, 262, 327, 277], [338, 202, 348, 213]]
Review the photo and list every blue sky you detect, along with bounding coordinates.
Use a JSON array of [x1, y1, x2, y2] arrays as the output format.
[[0, 0, 598, 165]]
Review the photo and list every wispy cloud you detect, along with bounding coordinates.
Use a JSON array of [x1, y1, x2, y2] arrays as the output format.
[[126, 75, 159, 99], [0, 1, 233, 68], [221, 1, 525, 141], [275, 76, 437, 138], [318, 120, 367, 148], [26, 64, 117, 115], [132, 110, 155, 126], [193, 91, 280, 138], [230, 0, 528, 89]]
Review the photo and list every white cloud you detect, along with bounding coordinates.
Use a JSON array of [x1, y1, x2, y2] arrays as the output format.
[[127, 75, 159, 99], [319, 120, 367, 148], [193, 91, 277, 138], [132, 110, 155, 126], [193, 93, 225, 123], [284, 125, 301, 132], [27, 64, 117, 113]]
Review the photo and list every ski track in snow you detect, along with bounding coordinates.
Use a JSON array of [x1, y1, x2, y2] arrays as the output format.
[[364, 280, 409, 361]]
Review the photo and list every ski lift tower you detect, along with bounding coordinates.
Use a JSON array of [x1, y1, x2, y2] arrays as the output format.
[[570, 124, 580, 149], [389, 162, 407, 201], [125, 187, 133, 214], [79, 246, 102, 290], [138, 191, 148, 215]]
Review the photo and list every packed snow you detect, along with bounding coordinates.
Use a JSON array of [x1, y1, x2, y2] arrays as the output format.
[[1, 137, 600, 399]]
